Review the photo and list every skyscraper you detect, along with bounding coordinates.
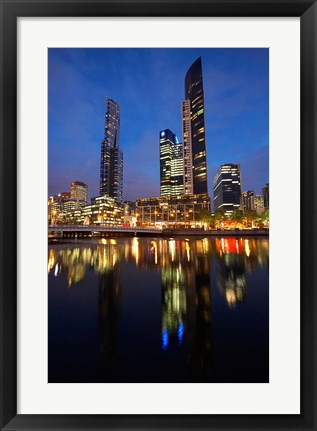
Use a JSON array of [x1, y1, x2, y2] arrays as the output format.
[[213, 164, 242, 215], [182, 57, 208, 195], [182, 100, 194, 195], [100, 98, 123, 203], [262, 183, 269, 209], [160, 129, 184, 196], [70, 181, 88, 208]]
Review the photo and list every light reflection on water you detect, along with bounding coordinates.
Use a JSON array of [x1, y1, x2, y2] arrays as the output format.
[[48, 236, 269, 383]]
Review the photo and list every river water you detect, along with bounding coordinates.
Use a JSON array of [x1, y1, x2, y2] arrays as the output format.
[[48, 236, 269, 383]]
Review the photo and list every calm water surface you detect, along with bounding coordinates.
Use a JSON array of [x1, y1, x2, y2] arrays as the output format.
[[48, 236, 269, 383]]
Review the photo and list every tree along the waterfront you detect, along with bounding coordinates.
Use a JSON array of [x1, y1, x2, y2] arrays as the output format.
[[196, 208, 269, 229]]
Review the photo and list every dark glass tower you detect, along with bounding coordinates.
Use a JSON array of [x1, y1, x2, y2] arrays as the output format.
[[100, 98, 123, 203], [213, 164, 242, 214], [183, 57, 208, 195]]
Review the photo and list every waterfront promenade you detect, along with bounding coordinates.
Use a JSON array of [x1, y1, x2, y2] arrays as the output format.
[[48, 224, 269, 238]]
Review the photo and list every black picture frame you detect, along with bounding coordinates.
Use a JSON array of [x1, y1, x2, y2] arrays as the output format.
[[1, 0, 316, 430]]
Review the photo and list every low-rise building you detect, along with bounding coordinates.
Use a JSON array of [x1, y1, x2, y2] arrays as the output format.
[[80, 195, 124, 226], [136, 193, 210, 227], [242, 191, 264, 215], [48, 195, 63, 225]]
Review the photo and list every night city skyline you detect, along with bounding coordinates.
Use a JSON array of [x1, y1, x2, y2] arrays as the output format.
[[48, 48, 269, 204]]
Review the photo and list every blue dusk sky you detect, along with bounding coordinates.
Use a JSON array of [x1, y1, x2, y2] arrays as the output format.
[[48, 48, 269, 205]]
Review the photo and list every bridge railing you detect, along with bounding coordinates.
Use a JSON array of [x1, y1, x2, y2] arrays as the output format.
[[48, 224, 162, 232]]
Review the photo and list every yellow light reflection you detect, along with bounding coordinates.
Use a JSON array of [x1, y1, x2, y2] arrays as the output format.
[[169, 239, 176, 261], [220, 238, 225, 254], [226, 289, 237, 307], [132, 237, 139, 265], [112, 249, 117, 267], [202, 238, 209, 253], [245, 239, 251, 257], [185, 241, 191, 261], [151, 240, 158, 264], [48, 249, 55, 273]]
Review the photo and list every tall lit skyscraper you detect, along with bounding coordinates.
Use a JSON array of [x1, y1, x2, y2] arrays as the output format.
[[100, 98, 123, 203], [182, 100, 194, 195], [160, 129, 184, 196], [182, 57, 208, 195], [213, 164, 242, 215]]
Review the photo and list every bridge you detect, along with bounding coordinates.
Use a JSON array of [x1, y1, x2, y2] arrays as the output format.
[[48, 224, 161, 237]]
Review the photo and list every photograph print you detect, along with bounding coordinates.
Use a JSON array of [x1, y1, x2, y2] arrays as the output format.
[[48, 48, 269, 383]]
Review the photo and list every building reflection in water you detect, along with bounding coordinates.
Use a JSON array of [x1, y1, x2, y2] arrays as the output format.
[[161, 264, 187, 350], [136, 237, 213, 380], [185, 239, 212, 381], [215, 237, 269, 308], [48, 235, 268, 380], [47, 246, 91, 286], [215, 238, 246, 308], [97, 243, 121, 373]]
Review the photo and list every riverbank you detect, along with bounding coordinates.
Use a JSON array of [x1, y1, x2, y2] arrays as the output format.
[[48, 228, 268, 244], [162, 228, 269, 237]]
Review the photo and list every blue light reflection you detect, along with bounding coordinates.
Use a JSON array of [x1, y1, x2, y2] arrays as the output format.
[[162, 328, 169, 350], [177, 321, 184, 344]]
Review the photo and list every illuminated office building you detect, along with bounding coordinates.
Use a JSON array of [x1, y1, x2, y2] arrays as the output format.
[[213, 164, 242, 215], [182, 57, 208, 195], [100, 98, 123, 203], [254, 195, 264, 214], [70, 181, 88, 209], [48, 195, 62, 225], [242, 191, 264, 215], [60, 191, 71, 200], [80, 195, 123, 226], [160, 129, 184, 196], [242, 191, 255, 212], [136, 193, 210, 227], [262, 183, 269, 209]]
